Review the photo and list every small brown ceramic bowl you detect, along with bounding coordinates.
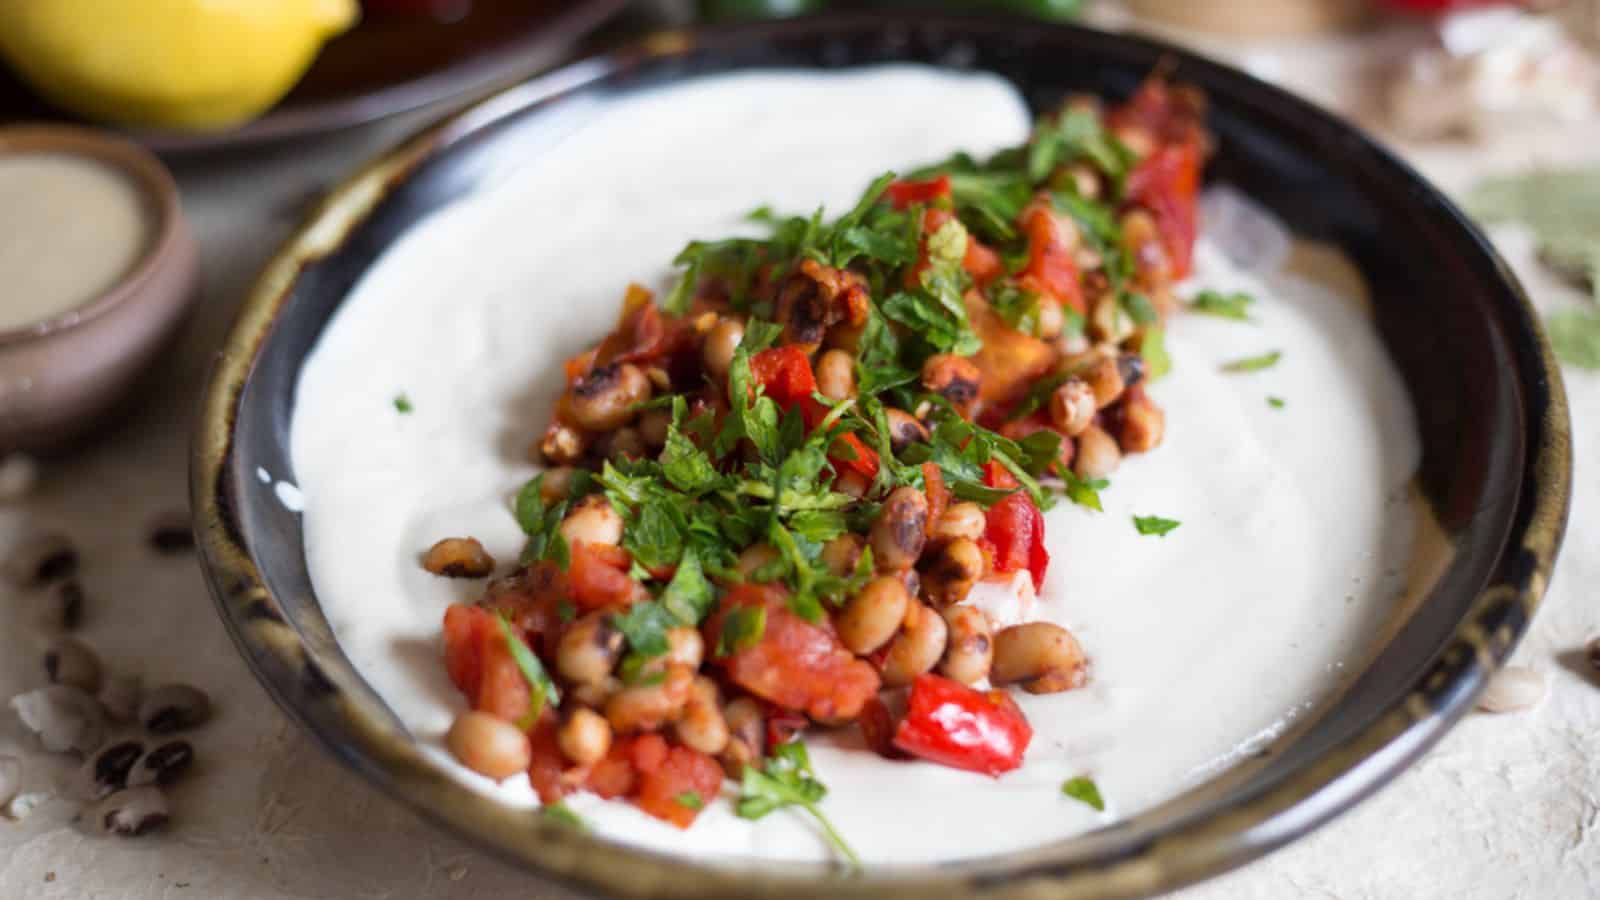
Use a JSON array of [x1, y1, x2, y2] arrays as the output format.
[[0, 124, 198, 453]]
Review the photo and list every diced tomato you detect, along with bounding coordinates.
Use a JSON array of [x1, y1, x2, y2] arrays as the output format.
[[1125, 142, 1201, 280], [887, 174, 951, 209], [906, 208, 1005, 289], [998, 414, 1075, 476], [982, 460, 1019, 491], [563, 349, 598, 386], [585, 737, 640, 800], [634, 746, 726, 829], [857, 696, 910, 760], [923, 462, 949, 539], [442, 604, 533, 721], [594, 296, 693, 368], [707, 584, 881, 721], [984, 490, 1049, 591], [1020, 204, 1085, 314], [892, 673, 1033, 776], [567, 541, 643, 611], [630, 732, 670, 775], [765, 707, 809, 753], [481, 563, 569, 654], [750, 346, 818, 408], [526, 715, 571, 803], [829, 431, 880, 481]]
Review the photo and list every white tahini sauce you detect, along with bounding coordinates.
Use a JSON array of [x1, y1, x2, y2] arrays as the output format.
[[290, 68, 1421, 865], [0, 153, 151, 331]]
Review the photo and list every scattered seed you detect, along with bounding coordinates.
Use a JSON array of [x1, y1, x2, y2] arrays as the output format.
[[3, 533, 77, 587], [140, 684, 211, 734], [99, 675, 143, 724], [94, 786, 169, 837], [0, 756, 19, 810], [44, 636, 103, 693], [146, 510, 194, 555], [126, 741, 194, 788], [0, 453, 38, 501], [1477, 665, 1546, 713], [11, 685, 104, 754], [421, 537, 495, 578], [78, 739, 145, 800]]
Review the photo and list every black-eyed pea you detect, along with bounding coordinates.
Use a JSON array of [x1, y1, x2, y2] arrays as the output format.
[[566, 677, 619, 710], [422, 538, 495, 578], [559, 497, 623, 548], [538, 423, 585, 465], [819, 533, 864, 577], [1074, 425, 1121, 481], [835, 576, 910, 655], [1036, 298, 1065, 340], [663, 627, 705, 670], [815, 349, 856, 401], [555, 611, 624, 686], [737, 543, 782, 579], [568, 363, 652, 432], [44, 636, 102, 693], [140, 684, 211, 735], [884, 408, 930, 453], [447, 711, 532, 781], [126, 740, 194, 789], [538, 467, 578, 504], [930, 502, 986, 543], [719, 697, 765, 778], [604, 665, 693, 734], [880, 602, 949, 688], [939, 606, 994, 685], [991, 622, 1087, 694], [1083, 354, 1127, 409], [596, 427, 647, 461], [94, 786, 169, 837], [1049, 378, 1096, 437], [702, 318, 744, 381], [674, 677, 729, 755], [78, 739, 144, 800], [637, 408, 673, 449], [870, 487, 928, 572], [1116, 390, 1166, 454], [557, 707, 612, 766], [836, 470, 869, 499], [921, 354, 981, 415], [921, 538, 983, 608]]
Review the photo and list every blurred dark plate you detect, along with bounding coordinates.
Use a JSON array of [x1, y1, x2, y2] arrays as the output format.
[[0, 0, 624, 156]]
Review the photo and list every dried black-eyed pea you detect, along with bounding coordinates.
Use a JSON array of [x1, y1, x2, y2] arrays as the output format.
[[836, 577, 910, 656], [447, 712, 531, 781], [569, 363, 652, 432], [556, 612, 625, 686], [126, 741, 194, 788], [939, 605, 994, 685], [1048, 378, 1096, 437], [538, 424, 585, 465], [99, 675, 143, 724], [422, 537, 495, 578], [1116, 391, 1166, 455], [718, 697, 765, 779], [991, 622, 1088, 695], [140, 684, 212, 734], [702, 318, 744, 380], [146, 510, 195, 555], [557, 708, 612, 767], [880, 603, 949, 688], [920, 538, 984, 608], [559, 497, 624, 548], [870, 487, 928, 572], [3, 532, 77, 587], [884, 408, 930, 454], [604, 665, 693, 734], [79, 739, 144, 799], [94, 786, 169, 837], [11, 685, 104, 754], [673, 676, 728, 756], [44, 636, 103, 693]]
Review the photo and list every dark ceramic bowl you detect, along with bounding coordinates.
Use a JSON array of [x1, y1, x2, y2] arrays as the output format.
[[193, 14, 1571, 899]]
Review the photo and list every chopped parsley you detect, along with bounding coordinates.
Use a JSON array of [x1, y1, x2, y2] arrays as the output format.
[[716, 605, 767, 657], [1189, 289, 1254, 321], [393, 393, 413, 413], [675, 791, 705, 810], [494, 612, 559, 728], [1060, 775, 1105, 812], [1140, 326, 1171, 381], [1267, 396, 1286, 409], [736, 741, 858, 866], [1221, 350, 1282, 373], [1132, 515, 1181, 537], [540, 801, 585, 830], [1061, 471, 1108, 511]]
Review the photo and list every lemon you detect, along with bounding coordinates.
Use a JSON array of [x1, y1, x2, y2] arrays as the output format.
[[0, 0, 359, 131]]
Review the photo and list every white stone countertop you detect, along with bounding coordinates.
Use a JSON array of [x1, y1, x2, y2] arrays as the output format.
[[2, 24, 1598, 900]]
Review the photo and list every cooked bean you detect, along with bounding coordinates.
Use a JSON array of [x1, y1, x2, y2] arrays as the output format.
[[3, 532, 77, 587], [930, 502, 986, 543], [815, 349, 856, 401], [644, 365, 673, 393], [836, 470, 869, 499], [604, 665, 693, 733], [675, 677, 729, 755], [538, 467, 578, 504], [147, 510, 194, 555], [921, 538, 984, 608], [126, 740, 194, 788], [825, 321, 864, 354], [921, 354, 981, 414], [596, 426, 647, 461], [1036, 298, 1065, 340], [538, 423, 585, 465], [637, 409, 673, 449], [819, 533, 864, 577], [1116, 353, 1146, 390], [884, 408, 930, 453], [870, 487, 928, 572], [881, 602, 949, 687], [1088, 293, 1135, 345], [556, 611, 624, 686], [446, 711, 531, 781], [1116, 390, 1166, 454], [44, 636, 103, 693], [11, 685, 103, 753], [557, 707, 613, 766], [1114, 125, 1155, 159], [79, 739, 144, 799], [99, 675, 141, 724], [663, 627, 706, 671], [422, 537, 495, 579], [991, 622, 1087, 694], [1083, 354, 1127, 409], [1074, 425, 1121, 480], [775, 271, 831, 351], [1049, 378, 1096, 437], [896, 566, 922, 601], [939, 606, 994, 685], [140, 684, 212, 734], [1063, 162, 1102, 200], [559, 497, 623, 548], [703, 318, 744, 380], [737, 543, 782, 579], [566, 677, 620, 710], [569, 363, 651, 432], [94, 786, 169, 837], [719, 697, 765, 778], [836, 576, 911, 655]]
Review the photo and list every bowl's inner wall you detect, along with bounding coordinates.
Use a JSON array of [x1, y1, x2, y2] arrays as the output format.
[[227, 16, 1534, 861]]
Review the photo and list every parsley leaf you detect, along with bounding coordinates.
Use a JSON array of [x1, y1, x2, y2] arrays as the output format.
[[1267, 395, 1286, 409], [660, 547, 715, 626], [393, 393, 413, 413], [716, 604, 766, 657], [494, 612, 559, 727], [675, 791, 705, 810], [1120, 291, 1158, 326], [610, 601, 677, 659], [540, 801, 585, 830], [1547, 308, 1600, 370], [1060, 776, 1105, 812], [1221, 350, 1282, 373], [1190, 289, 1255, 321], [1139, 326, 1171, 380], [736, 741, 858, 866], [1061, 471, 1108, 511], [1027, 109, 1136, 187], [1132, 515, 1181, 536], [660, 424, 722, 495]]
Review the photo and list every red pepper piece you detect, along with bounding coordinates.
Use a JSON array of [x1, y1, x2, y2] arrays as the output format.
[[984, 491, 1049, 591], [892, 673, 1033, 776], [886, 174, 951, 209]]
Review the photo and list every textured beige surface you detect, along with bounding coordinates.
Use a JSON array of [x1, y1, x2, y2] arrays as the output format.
[[2, 27, 1598, 900]]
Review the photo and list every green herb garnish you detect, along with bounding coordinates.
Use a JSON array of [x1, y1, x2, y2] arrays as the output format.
[[494, 612, 559, 727], [1221, 350, 1282, 373], [1132, 515, 1181, 537], [736, 741, 858, 866], [1267, 396, 1286, 409], [717, 605, 767, 657], [675, 791, 705, 810], [1061, 775, 1105, 811], [393, 393, 413, 413], [540, 801, 585, 830], [1189, 289, 1254, 321]]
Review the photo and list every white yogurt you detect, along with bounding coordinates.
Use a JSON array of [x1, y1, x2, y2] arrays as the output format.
[[289, 67, 1421, 865]]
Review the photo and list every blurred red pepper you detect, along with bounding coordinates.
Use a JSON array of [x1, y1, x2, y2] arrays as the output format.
[[892, 673, 1033, 775]]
